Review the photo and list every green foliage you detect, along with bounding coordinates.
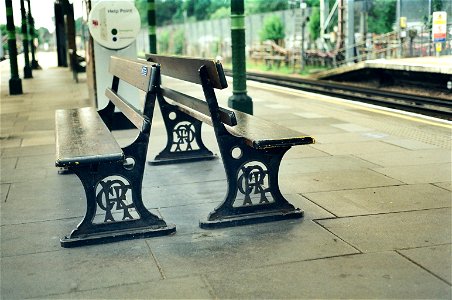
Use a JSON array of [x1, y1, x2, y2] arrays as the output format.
[[158, 30, 170, 53], [308, 6, 320, 41], [173, 28, 185, 55], [368, 0, 396, 34], [246, 0, 287, 14], [210, 6, 230, 20], [260, 15, 285, 42]]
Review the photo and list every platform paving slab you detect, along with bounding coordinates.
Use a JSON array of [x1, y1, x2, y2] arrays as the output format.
[[44, 275, 215, 299], [317, 208, 451, 252], [311, 140, 404, 155], [280, 155, 380, 174], [434, 181, 452, 191], [1, 176, 85, 225], [305, 183, 451, 217], [146, 221, 359, 278], [205, 251, 451, 299], [280, 168, 402, 194], [0, 240, 163, 299], [398, 244, 451, 285], [356, 148, 452, 166], [313, 131, 389, 144], [373, 163, 451, 184], [382, 138, 441, 150]]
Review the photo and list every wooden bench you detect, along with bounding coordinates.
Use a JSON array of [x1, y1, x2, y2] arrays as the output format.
[[55, 56, 175, 247], [146, 54, 315, 228]]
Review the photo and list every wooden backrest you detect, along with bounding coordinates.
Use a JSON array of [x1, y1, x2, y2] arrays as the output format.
[[104, 56, 158, 132], [145, 54, 228, 89], [109, 56, 155, 92]]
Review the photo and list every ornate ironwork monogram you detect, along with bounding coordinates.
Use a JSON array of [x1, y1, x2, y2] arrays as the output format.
[[96, 176, 135, 222], [236, 162, 272, 206], [172, 122, 197, 152]]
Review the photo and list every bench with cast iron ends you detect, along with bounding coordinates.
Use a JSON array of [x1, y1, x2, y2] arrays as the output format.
[[55, 56, 175, 247], [146, 54, 315, 228]]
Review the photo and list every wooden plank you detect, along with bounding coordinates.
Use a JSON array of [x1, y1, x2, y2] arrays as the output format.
[[145, 54, 228, 89], [105, 88, 146, 129], [161, 88, 237, 126], [55, 107, 124, 167], [229, 110, 315, 149], [109, 56, 154, 91]]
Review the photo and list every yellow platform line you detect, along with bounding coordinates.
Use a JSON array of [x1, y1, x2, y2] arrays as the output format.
[[251, 82, 452, 129]]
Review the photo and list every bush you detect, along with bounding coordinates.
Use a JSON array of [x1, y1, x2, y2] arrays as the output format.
[[173, 28, 185, 55], [260, 15, 285, 43], [158, 30, 170, 53]]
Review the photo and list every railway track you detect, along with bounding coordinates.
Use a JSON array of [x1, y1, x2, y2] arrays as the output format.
[[224, 70, 452, 121]]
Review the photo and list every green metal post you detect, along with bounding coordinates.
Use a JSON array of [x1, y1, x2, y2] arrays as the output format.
[[5, 0, 23, 94], [228, 0, 252, 114], [148, 0, 157, 53], [20, 0, 32, 78], [27, 0, 41, 69]]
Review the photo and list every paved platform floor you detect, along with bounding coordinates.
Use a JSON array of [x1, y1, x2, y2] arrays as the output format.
[[1, 52, 451, 299]]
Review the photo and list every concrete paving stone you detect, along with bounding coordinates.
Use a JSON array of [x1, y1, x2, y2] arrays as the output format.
[[15, 153, 55, 169], [291, 124, 349, 135], [332, 123, 373, 132], [275, 117, 342, 128], [147, 221, 358, 278], [21, 130, 55, 147], [305, 184, 451, 217], [372, 163, 451, 184], [383, 138, 441, 150], [205, 251, 451, 299], [280, 155, 380, 174], [144, 159, 226, 187], [1, 183, 10, 202], [398, 244, 451, 285], [434, 181, 452, 191], [0, 240, 163, 299], [142, 180, 225, 209], [294, 112, 327, 118], [264, 103, 292, 110], [311, 140, 403, 155], [23, 119, 55, 131], [43, 275, 215, 299], [158, 193, 334, 235], [356, 148, 452, 167], [1, 218, 78, 257], [280, 169, 402, 194], [318, 208, 451, 253], [314, 131, 388, 144], [283, 145, 330, 159], [1, 144, 55, 158], [1, 175, 86, 225], [0, 136, 22, 148], [0, 157, 17, 170], [0, 165, 48, 184]]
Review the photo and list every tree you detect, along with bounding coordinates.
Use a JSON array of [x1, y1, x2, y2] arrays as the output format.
[[260, 15, 285, 43], [246, 0, 287, 14], [368, 0, 396, 34]]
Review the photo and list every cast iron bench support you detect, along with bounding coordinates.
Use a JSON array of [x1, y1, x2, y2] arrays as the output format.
[[55, 57, 175, 247], [146, 54, 315, 228]]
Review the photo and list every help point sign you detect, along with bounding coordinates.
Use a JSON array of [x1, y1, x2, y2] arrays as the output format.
[[432, 11, 447, 42]]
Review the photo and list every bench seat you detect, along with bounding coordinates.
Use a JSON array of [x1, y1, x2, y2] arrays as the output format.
[[55, 107, 123, 167], [167, 97, 314, 149]]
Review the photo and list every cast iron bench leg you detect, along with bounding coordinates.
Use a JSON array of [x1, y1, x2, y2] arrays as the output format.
[[60, 136, 175, 247], [149, 93, 216, 165], [199, 134, 303, 228]]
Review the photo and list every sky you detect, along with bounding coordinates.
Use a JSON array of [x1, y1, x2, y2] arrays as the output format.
[[0, 0, 83, 33]]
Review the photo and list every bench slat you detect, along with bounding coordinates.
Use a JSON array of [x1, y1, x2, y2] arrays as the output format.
[[146, 54, 227, 89], [105, 88, 147, 130], [109, 56, 153, 91], [55, 107, 124, 167], [169, 102, 314, 149], [230, 110, 315, 149], [162, 88, 237, 126]]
